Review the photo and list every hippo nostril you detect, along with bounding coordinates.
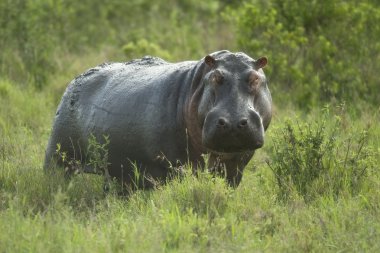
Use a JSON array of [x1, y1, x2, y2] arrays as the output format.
[[238, 118, 248, 128], [217, 118, 226, 127]]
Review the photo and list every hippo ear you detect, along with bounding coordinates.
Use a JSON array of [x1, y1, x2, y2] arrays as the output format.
[[204, 55, 216, 68], [255, 57, 268, 69]]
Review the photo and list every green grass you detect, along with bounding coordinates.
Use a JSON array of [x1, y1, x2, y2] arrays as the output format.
[[1, 1, 379, 251], [1, 73, 379, 252]]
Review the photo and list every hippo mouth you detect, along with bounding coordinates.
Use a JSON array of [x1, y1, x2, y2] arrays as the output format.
[[199, 98, 266, 154]]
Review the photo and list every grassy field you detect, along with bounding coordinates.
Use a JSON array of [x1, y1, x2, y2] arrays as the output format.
[[1, 71, 379, 252], [1, 1, 380, 252]]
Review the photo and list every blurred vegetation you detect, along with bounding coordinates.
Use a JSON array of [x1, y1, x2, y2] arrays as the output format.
[[0, 1, 380, 252], [0, 0, 231, 88], [1, 0, 379, 109], [230, 0, 380, 108]]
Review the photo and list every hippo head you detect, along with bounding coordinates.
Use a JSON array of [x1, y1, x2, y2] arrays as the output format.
[[195, 51, 272, 154]]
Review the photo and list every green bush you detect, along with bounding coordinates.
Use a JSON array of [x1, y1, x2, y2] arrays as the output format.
[[268, 108, 376, 202], [0, 0, 230, 89], [123, 39, 172, 60], [230, 0, 380, 108]]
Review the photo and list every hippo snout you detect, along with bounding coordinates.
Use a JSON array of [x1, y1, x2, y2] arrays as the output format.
[[216, 117, 249, 130], [202, 110, 264, 153]]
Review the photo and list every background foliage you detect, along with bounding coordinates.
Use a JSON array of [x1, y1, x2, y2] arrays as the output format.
[[231, 0, 380, 108], [0, 0, 379, 252], [1, 0, 379, 108], [0, 0, 228, 88]]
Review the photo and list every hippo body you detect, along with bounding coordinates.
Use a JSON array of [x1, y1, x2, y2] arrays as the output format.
[[44, 50, 272, 188]]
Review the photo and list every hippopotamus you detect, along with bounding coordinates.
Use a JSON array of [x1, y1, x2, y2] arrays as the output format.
[[44, 50, 272, 189]]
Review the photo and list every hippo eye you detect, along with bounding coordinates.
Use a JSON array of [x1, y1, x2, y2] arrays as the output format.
[[248, 73, 261, 93], [211, 70, 223, 85]]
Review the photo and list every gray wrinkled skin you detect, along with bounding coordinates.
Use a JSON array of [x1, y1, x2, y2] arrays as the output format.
[[44, 50, 272, 189]]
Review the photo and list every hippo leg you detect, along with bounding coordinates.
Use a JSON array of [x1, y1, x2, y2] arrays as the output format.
[[208, 152, 254, 187]]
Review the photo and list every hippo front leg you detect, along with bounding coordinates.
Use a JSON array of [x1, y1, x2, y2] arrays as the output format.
[[208, 152, 254, 187]]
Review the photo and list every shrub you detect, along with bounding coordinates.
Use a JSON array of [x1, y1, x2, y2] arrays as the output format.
[[229, 0, 380, 108], [123, 39, 172, 60], [267, 108, 376, 202]]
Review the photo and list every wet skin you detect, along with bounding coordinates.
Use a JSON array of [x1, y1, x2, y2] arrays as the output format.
[[44, 50, 272, 189]]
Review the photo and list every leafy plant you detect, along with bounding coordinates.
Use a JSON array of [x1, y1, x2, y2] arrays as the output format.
[[123, 39, 172, 60], [229, 0, 380, 108], [55, 143, 81, 177], [86, 134, 110, 175], [86, 134, 114, 193], [268, 108, 375, 202]]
